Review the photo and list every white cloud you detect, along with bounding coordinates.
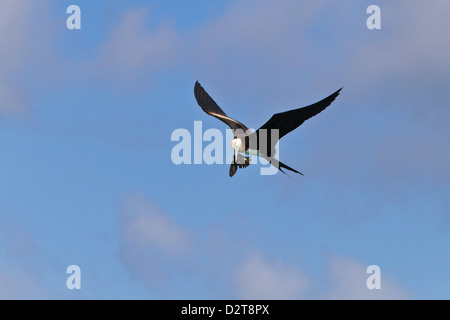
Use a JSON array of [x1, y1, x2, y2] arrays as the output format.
[[0, 218, 47, 299], [0, 84, 27, 115], [118, 194, 411, 299], [0, 1, 34, 69], [0, 0, 52, 116], [121, 193, 189, 255], [234, 252, 410, 300], [119, 193, 191, 287], [236, 254, 308, 299], [323, 253, 410, 300], [95, 8, 179, 79], [0, 271, 36, 300], [194, 0, 325, 62], [351, 0, 450, 85]]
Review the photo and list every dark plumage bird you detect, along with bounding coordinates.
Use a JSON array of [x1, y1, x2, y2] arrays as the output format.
[[194, 81, 342, 177]]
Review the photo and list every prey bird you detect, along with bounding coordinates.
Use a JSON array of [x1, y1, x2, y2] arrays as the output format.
[[194, 81, 342, 177]]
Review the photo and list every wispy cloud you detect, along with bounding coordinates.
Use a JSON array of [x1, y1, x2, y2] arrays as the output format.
[[94, 8, 179, 82], [0, 218, 47, 299], [236, 254, 308, 299], [0, 0, 53, 116], [119, 193, 191, 288], [121, 193, 189, 254], [0, 0, 34, 115], [350, 0, 450, 87], [321, 253, 410, 300], [0, 271, 36, 300], [118, 194, 410, 299]]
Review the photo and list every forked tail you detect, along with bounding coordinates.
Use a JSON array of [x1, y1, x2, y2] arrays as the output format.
[[229, 156, 303, 177], [268, 158, 304, 176]]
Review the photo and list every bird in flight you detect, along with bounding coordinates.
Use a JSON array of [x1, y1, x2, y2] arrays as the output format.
[[194, 81, 342, 177]]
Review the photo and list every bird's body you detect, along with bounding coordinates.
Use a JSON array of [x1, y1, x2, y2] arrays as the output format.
[[194, 81, 342, 177]]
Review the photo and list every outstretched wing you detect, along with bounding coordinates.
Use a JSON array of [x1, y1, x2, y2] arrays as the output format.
[[258, 88, 342, 139], [194, 81, 249, 133], [248, 88, 342, 156]]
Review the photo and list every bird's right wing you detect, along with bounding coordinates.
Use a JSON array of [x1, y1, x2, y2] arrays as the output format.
[[194, 81, 249, 133], [257, 88, 342, 139], [247, 88, 342, 156]]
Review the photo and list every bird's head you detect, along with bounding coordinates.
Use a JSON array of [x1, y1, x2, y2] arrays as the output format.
[[231, 138, 242, 151]]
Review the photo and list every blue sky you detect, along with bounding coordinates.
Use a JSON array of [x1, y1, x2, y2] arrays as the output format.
[[0, 0, 449, 299]]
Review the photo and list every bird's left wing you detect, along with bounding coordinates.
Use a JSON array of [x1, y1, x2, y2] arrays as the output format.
[[194, 81, 249, 133]]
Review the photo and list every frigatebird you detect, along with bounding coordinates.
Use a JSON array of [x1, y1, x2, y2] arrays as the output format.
[[194, 81, 342, 177]]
